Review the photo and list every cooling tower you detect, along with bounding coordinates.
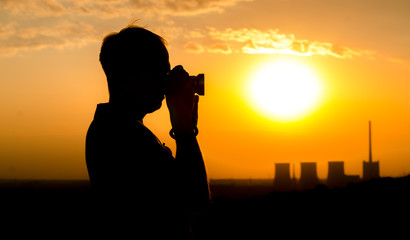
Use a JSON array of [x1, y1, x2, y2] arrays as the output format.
[[299, 162, 318, 190], [327, 161, 361, 188], [327, 161, 345, 187], [273, 163, 291, 191]]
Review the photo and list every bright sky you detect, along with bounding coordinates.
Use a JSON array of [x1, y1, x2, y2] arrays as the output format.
[[1, 0, 410, 180]]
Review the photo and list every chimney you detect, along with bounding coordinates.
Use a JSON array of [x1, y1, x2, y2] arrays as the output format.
[[363, 121, 380, 181], [369, 121, 372, 163]]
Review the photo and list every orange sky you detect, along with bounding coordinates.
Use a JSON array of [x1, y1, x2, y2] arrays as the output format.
[[1, 0, 410, 179]]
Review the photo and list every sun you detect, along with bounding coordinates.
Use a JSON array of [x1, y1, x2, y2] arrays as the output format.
[[247, 59, 322, 122]]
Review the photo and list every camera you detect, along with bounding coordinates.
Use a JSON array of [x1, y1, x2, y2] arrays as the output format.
[[190, 74, 205, 96], [166, 72, 205, 96]]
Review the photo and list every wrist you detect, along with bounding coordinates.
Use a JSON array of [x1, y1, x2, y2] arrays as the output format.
[[170, 119, 194, 133], [170, 126, 198, 139]]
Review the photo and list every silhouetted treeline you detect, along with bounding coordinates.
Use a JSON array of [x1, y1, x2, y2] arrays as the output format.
[[0, 176, 408, 239]]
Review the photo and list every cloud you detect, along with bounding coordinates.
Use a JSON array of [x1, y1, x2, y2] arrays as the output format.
[[208, 43, 232, 54], [184, 42, 232, 54], [0, 21, 99, 56], [207, 27, 365, 58], [69, 0, 134, 19], [0, 0, 133, 19], [71, 0, 253, 18], [184, 42, 205, 54], [388, 57, 410, 69], [0, 0, 251, 56], [184, 30, 206, 39], [0, 0, 65, 17], [151, 0, 252, 16], [0, 0, 251, 18], [0, 23, 16, 40]]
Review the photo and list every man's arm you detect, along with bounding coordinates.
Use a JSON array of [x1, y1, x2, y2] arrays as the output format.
[[166, 66, 210, 210], [175, 134, 210, 210]]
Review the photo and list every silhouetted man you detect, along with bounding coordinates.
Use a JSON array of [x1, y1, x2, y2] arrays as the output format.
[[85, 26, 209, 239]]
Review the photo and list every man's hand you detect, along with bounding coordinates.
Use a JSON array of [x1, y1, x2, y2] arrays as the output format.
[[166, 65, 198, 134], [166, 65, 209, 209]]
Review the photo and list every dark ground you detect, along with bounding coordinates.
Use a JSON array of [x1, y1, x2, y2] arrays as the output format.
[[0, 176, 408, 239]]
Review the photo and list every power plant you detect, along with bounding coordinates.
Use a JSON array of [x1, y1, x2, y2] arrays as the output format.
[[273, 121, 380, 191], [363, 121, 380, 181]]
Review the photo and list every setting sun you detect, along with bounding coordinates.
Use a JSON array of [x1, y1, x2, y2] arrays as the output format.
[[247, 59, 322, 122]]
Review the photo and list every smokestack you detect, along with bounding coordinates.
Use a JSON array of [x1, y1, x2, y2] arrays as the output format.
[[369, 121, 372, 163], [363, 121, 379, 181]]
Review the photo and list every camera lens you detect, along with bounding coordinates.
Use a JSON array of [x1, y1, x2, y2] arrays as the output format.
[[193, 74, 204, 96]]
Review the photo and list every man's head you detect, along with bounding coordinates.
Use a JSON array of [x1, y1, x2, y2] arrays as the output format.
[[99, 26, 170, 113]]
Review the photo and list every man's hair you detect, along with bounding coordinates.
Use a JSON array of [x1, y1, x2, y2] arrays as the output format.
[[99, 26, 168, 92]]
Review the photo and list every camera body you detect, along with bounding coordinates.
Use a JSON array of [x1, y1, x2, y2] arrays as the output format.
[[166, 72, 205, 96]]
